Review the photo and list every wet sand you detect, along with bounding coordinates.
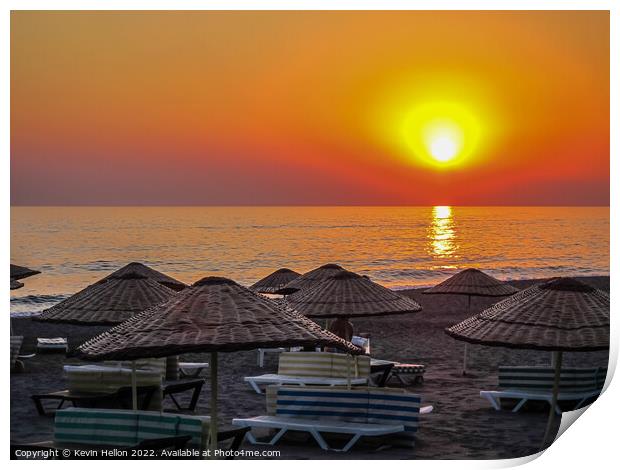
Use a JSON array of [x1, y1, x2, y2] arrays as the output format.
[[10, 276, 609, 460]]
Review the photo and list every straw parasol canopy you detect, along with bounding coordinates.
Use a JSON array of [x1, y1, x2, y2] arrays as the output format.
[[424, 268, 519, 297], [10, 279, 24, 290], [72, 276, 362, 453], [276, 263, 346, 295], [425, 268, 519, 375], [250, 268, 301, 294], [72, 276, 362, 359], [445, 277, 609, 352], [98, 262, 186, 291], [445, 277, 609, 448], [35, 272, 176, 325], [286, 270, 422, 319], [10, 264, 41, 281]]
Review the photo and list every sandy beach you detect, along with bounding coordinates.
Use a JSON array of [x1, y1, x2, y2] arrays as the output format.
[[10, 276, 609, 460]]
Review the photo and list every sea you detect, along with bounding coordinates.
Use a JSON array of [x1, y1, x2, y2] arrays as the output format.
[[10, 206, 609, 317]]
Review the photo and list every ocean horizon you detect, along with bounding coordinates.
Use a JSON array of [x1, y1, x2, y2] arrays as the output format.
[[10, 205, 609, 317]]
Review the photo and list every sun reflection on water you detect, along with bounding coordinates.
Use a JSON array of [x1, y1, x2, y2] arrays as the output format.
[[427, 206, 458, 262]]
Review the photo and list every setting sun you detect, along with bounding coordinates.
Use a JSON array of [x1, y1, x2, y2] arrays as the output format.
[[424, 121, 464, 162]]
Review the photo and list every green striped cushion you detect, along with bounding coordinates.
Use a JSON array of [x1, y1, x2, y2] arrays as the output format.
[[10, 336, 23, 368], [102, 358, 167, 377], [65, 365, 163, 410], [54, 409, 210, 448], [278, 352, 334, 378], [499, 366, 608, 393], [135, 411, 209, 448], [278, 352, 370, 379], [331, 355, 370, 379], [54, 408, 139, 447]]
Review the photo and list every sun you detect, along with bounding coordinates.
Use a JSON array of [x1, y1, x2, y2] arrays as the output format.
[[400, 101, 481, 169]]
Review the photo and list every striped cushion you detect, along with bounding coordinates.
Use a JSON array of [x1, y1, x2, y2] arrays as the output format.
[[54, 408, 139, 447], [277, 352, 371, 379], [102, 358, 167, 377], [331, 355, 371, 379], [265, 385, 279, 415], [54, 408, 209, 448], [136, 412, 209, 448], [498, 366, 608, 393], [367, 389, 421, 432], [278, 352, 334, 378], [65, 365, 163, 410], [392, 364, 425, 375], [10, 336, 23, 368], [276, 387, 369, 423]]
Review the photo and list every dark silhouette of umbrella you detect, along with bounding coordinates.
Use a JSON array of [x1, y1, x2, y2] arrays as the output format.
[[276, 263, 346, 295], [250, 268, 301, 294], [35, 272, 176, 325], [445, 277, 609, 448], [98, 262, 186, 291], [425, 268, 519, 374], [10, 264, 41, 281], [72, 276, 362, 453]]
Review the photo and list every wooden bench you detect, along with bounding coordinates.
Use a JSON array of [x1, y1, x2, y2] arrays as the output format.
[[480, 366, 607, 414], [233, 386, 432, 452]]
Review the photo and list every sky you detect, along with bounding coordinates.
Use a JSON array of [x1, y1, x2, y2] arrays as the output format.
[[10, 11, 609, 206]]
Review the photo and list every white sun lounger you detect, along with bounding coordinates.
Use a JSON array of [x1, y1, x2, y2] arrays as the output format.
[[244, 352, 371, 394], [233, 386, 431, 452], [480, 366, 607, 414]]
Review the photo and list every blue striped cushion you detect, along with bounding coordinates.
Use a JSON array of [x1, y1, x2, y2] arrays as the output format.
[[367, 389, 420, 433], [276, 387, 369, 423]]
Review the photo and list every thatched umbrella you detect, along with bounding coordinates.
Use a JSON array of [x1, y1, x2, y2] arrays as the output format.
[[445, 277, 609, 448], [71, 276, 362, 453], [98, 262, 186, 291], [10, 264, 41, 281], [276, 263, 346, 295], [34, 272, 176, 325], [424, 268, 519, 374], [250, 268, 301, 294], [286, 270, 422, 340]]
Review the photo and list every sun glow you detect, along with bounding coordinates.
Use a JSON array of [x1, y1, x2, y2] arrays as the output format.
[[400, 101, 482, 169]]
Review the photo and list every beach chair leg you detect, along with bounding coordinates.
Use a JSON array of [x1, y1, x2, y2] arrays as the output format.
[[247, 380, 263, 394], [480, 392, 501, 411], [245, 428, 287, 446], [309, 429, 330, 451], [340, 434, 362, 452], [32, 396, 46, 416], [258, 350, 264, 368], [512, 398, 528, 412]]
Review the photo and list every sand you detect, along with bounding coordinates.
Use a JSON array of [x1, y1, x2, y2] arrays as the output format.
[[10, 276, 609, 460]]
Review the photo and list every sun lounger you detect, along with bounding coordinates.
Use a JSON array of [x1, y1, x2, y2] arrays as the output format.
[[31, 385, 160, 416], [31, 365, 164, 415], [480, 366, 607, 414], [37, 337, 68, 353], [233, 386, 432, 452], [178, 362, 210, 378], [244, 352, 371, 394], [163, 379, 205, 412], [370, 359, 426, 386], [15, 408, 249, 458]]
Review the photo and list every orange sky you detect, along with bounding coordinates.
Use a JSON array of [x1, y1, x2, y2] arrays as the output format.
[[10, 11, 609, 205]]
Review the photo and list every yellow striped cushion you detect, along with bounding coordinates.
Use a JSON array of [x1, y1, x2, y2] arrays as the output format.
[[277, 352, 370, 379]]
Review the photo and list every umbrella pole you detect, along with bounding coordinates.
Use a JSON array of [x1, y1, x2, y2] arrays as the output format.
[[542, 350, 563, 449], [209, 351, 218, 457], [131, 360, 137, 411], [461, 295, 472, 376]]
